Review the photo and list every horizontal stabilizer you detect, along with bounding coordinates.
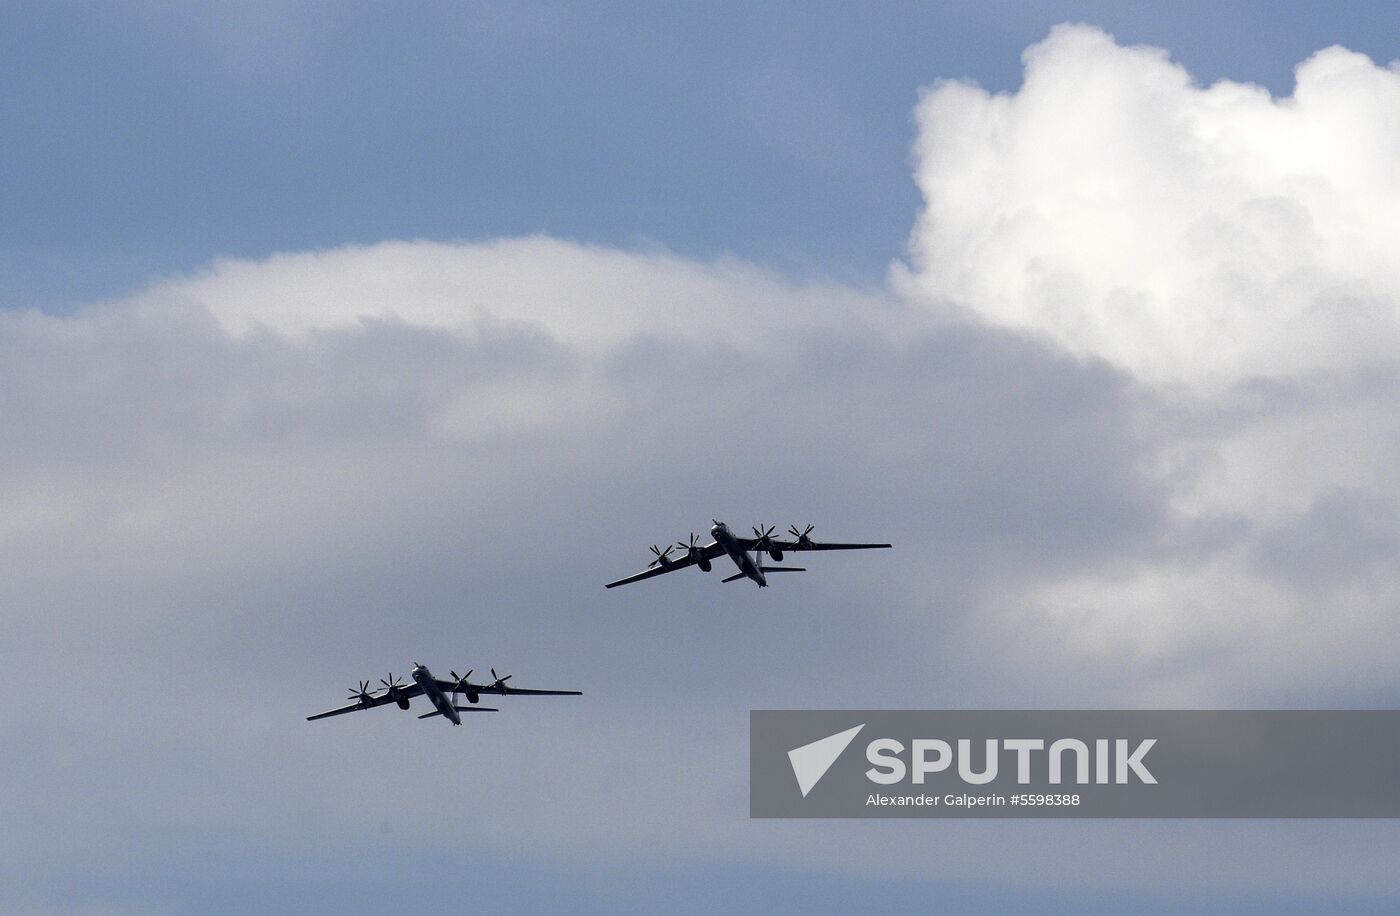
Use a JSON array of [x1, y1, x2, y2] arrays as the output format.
[[759, 566, 806, 573], [418, 707, 499, 718], [721, 571, 747, 583]]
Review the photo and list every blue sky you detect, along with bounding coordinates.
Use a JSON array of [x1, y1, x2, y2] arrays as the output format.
[[7, 4, 1400, 913], [7, 1, 1400, 309]]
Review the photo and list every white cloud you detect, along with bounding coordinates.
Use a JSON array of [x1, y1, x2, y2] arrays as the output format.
[[898, 23, 1400, 386], [138, 236, 900, 352], [0, 234, 1201, 900], [893, 25, 1400, 706], [9, 24, 1400, 909]]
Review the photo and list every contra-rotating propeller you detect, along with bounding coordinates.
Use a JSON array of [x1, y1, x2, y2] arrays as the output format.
[[677, 532, 713, 572], [788, 524, 816, 548], [751, 524, 778, 548], [347, 679, 377, 706], [449, 669, 474, 694], [379, 673, 406, 696], [648, 544, 676, 568], [489, 667, 513, 694], [752, 524, 783, 559]]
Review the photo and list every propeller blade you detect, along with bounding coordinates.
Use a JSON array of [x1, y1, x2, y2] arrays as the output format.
[[349, 679, 377, 702]]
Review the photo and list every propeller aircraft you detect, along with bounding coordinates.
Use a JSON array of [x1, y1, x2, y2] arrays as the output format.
[[306, 662, 580, 726], [605, 521, 891, 589]]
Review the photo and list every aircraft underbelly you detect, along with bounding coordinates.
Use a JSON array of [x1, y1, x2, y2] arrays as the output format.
[[715, 530, 762, 584], [734, 550, 761, 583]]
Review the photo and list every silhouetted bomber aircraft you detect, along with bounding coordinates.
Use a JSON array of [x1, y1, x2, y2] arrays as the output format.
[[606, 522, 891, 589], [307, 662, 580, 726]]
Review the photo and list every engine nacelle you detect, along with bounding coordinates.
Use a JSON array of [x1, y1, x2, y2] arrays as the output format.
[[466, 691, 480, 704], [698, 557, 712, 572], [769, 549, 783, 561], [396, 697, 411, 710]]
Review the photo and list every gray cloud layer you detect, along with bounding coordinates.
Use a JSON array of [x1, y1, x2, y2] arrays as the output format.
[[5, 24, 1400, 913]]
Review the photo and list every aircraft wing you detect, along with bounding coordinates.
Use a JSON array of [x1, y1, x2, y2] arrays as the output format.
[[736, 536, 892, 552], [604, 542, 724, 588], [306, 683, 424, 721], [432, 678, 582, 697], [492, 687, 582, 696], [775, 540, 892, 551]]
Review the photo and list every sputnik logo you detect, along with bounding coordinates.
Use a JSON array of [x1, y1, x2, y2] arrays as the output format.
[[787, 724, 865, 797]]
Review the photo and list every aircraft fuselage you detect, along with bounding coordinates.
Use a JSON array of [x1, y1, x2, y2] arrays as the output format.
[[412, 664, 460, 725], [711, 522, 766, 586]]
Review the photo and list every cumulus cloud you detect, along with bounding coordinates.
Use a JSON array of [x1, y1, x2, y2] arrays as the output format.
[[143, 236, 902, 350], [899, 23, 1400, 385], [7, 23, 1400, 911], [895, 24, 1400, 707], [2, 233, 1207, 906]]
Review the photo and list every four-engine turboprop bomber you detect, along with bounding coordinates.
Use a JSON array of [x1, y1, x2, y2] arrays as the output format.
[[306, 662, 581, 726], [310, 526, 889, 727], [605, 522, 892, 589]]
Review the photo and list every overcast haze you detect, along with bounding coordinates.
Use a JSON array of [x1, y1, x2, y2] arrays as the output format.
[[5, 4, 1400, 913]]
